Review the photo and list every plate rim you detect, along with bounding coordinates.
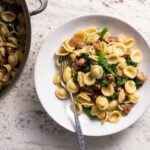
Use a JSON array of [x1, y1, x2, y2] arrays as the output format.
[[34, 14, 150, 136]]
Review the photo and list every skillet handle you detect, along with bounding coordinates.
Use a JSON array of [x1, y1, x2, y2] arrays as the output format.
[[30, 0, 48, 16]]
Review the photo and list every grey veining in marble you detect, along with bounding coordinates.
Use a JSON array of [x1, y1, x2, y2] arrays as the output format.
[[0, 0, 150, 149]]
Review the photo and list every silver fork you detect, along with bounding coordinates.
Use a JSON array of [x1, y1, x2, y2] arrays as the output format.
[[60, 61, 86, 150]]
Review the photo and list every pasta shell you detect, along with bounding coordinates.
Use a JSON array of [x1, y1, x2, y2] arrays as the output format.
[[74, 31, 87, 41], [2, 73, 10, 82], [90, 65, 103, 79], [123, 66, 137, 79], [55, 87, 69, 100], [81, 102, 93, 108], [99, 42, 107, 51], [8, 37, 18, 46], [84, 72, 96, 86], [70, 102, 83, 115], [77, 93, 92, 102], [8, 53, 19, 66], [56, 47, 69, 56], [5, 42, 18, 48], [118, 89, 126, 103], [63, 39, 75, 52], [116, 34, 126, 43], [55, 56, 61, 67], [53, 72, 61, 85], [85, 27, 97, 33], [77, 72, 85, 87], [108, 100, 118, 111], [101, 84, 114, 97], [0, 68, 6, 80], [86, 33, 99, 44], [131, 50, 143, 63], [97, 111, 106, 120], [88, 46, 97, 55], [96, 96, 109, 111], [124, 38, 135, 49], [106, 54, 119, 64], [3, 64, 12, 73], [1, 11, 16, 22], [0, 47, 5, 56], [63, 67, 72, 83], [104, 45, 115, 55], [113, 43, 127, 56], [128, 90, 140, 104], [66, 79, 79, 93], [125, 80, 136, 94], [90, 105, 100, 116], [108, 111, 121, 123]]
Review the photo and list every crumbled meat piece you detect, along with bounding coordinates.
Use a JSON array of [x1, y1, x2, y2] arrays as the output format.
[[106, 36, 118, 43], [137, 72, 147, 82], [122, 104, 132, 114], [75, 58, 86, 67], [69, 37, 85, 49], [90, 94, 97, 103], [92, 41, 102, 51], [107, 74, 115, 82]]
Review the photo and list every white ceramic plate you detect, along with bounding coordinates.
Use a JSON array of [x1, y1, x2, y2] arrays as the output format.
[[34, 15, 150, 136]]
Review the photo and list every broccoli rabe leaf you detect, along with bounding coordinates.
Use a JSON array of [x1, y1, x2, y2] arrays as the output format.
[[97, 26, 109, 40], [116, 76, 125, 87], [73, 72, 78, 83], [59, 56, 67, 63], [108, 95, 118, 101], [134, 77, 143, 89], [125, 55, 137, 67], [83, 107, 97, 120]]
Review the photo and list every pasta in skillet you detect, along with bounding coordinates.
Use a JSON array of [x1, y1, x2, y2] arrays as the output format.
[[53, 26, 147, 124]]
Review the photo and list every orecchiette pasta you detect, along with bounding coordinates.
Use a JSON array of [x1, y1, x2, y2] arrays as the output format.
[[108, 111, 121, 123], [106, 54, 119, 64], [96, 96, 109, 111], [56, 47, 69, 56], [113, 43, 127, 56], [123, 66, 137, 79], [125, 80, 136, 94], [55, 87, 69, 100], [77, 72, 85, 87], [108, 100, 118, 111], [90, 65, 103, 79], [84, 72, 96, 86], [53, 72, 61, 85], [63, 67, 72, 82], [128, 90, 140, 104], [118, 89, 125, 103], [131, 50, 143, 63], [101, 84, 114, 97], [54, 26, 147, 124], [66, 79, 79, 93], [124, 38, 135, 49]]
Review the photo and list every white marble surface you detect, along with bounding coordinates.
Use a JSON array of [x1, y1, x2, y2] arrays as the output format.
[[0, 0, 150, 149]]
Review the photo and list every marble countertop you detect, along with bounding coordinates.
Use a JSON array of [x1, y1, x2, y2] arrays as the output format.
[[0, 0, 150, 149]]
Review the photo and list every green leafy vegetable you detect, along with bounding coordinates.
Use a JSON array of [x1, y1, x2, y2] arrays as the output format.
[[108, 95, 118, 101], [82, 65, 91, 73], [98, 51, 125, 87], [98, 51, 116, 76], [73, 72, 78, 83], [82, 54, 98, 63], [125, 55, 137, 67], [134, 77, 143, 89], [97, 26, 109, 40], [116, 76, 125, 87], [83, 107, 97, 120], [59, 56, 67, 63]]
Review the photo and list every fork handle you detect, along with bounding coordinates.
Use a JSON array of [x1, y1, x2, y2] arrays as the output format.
[[69, 92, 86, 150]]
